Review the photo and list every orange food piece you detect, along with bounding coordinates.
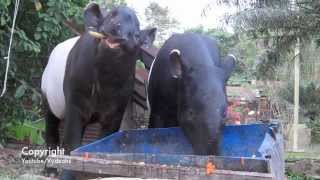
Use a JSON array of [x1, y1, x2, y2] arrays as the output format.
[[206, 162, 216, 175], [83, 152, 89, 160], [240, 157, 245, 166]]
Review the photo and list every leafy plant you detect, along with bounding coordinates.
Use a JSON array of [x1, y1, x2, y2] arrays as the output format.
[[185, 27, 259, 85], [6, 119, 45, 145], [0, 0, 127, 144], [145, 2, 179, 45], [279, 82, 320, 144], [186, 26, 236, 56], [286, 168, 316, 180], [136, 60, 146, 69]]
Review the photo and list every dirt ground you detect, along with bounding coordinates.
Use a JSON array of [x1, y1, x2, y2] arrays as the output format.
[[0, 110, 149, 180], [0, 147, 48, 179], [1, 143, 319, 180], [0, 146, 167, 180]]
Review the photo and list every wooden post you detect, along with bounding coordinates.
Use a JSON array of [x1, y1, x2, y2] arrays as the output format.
[[293, 38, 300, 151], [291, 0, 300, 152]]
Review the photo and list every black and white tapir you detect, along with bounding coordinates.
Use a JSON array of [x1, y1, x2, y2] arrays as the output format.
[[147, 33, 235, 155], [41, 2, 156, 179]]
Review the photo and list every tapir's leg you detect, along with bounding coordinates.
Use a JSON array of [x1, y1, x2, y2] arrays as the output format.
[[44, 102, 60, 176], [45, 109, 60, 151], [149, 110, 164, 128], [60, 104, 85, 180], [99, 106, 125, 138], [99, 117, 122, 138], [149, 103, 178, 128], [148, 100, 166, 128], [61, 104, 84, 153]]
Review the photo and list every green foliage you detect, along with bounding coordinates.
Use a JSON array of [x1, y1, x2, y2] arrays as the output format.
[[286, 168, 316, 180], [309, 120, 320, 144], [7, 119, 45, 145], [228, 73, 252, 86], [254, 49, 280, 80], [0, 0, 85, 144], [212, 0, 320, 81], [0, 94, 43, 144], [220, 0, 319, 38], [186, 26, 236, 56], [136, 60, 145, 69], [279, 82, 320, 143], [145, 2, 178, 45], [1, 0, 134, 144], [185, 26, 260, 85], [286, 151, 320, 160], [96, 0, 127, 9]]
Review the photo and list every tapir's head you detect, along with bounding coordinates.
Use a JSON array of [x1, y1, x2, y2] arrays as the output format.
[[169, 49, 236, 153], [84, 3, 156, 53]]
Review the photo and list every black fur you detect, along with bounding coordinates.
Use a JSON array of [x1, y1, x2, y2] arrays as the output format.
[[148, 33, 235, 155], [42, 3, 156, 180]]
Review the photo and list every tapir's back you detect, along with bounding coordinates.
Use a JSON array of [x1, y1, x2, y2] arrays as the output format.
[[156, 33, 220, 68], [148, 33, 220, 99], [41, 36, 80, 119]]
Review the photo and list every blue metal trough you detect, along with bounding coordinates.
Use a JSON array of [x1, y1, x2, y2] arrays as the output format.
[[69, 122, 284, 179], [74, 123, 279, 158]]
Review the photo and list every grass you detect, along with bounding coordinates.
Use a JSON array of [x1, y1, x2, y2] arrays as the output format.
[[0, 171, 14, 180], [285, 151, 320, 180], [286, 168, 317, 180], [286, 151, 320, 161]]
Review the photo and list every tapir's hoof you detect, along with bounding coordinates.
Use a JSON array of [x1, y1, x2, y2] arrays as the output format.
[[42, 167, 58, 178], [60, 170, 77, 180]]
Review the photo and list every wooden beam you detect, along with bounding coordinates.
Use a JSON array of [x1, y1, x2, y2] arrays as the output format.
[[63, 20, 83, 36], [47, 155, 273, 180], [69, 153, 270, 173]]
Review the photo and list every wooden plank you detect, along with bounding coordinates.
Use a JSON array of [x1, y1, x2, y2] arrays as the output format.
[[134, 80, 147, 100], [133, 94, 147, 109], [140, 45, 158, 69], [69, 153, 269, 173], [133, 77, 148, 109], [135, 69, 149, 83], [47, 155, 273, 180]]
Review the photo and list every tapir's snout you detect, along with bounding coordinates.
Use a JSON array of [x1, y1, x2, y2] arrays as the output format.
[[98, 22, 132, 49], [88, 25, 126, 49]]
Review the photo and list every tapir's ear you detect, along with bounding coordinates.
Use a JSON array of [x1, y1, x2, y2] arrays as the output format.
[[84, 2, 103, 31], [140, 28, 157, 47], [169, 49, 182, 79], [221, 54, 236, 80]]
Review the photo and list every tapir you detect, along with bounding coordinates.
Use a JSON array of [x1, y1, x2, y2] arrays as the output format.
[[41, 2, 156, 179], [147, 33, 235, 155]]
